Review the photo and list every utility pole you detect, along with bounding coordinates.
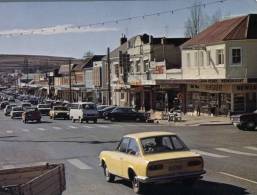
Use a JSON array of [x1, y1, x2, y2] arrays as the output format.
[[69, 59, 72, 103], [24, 57, 29, 94], [107, 47, 111, 105]]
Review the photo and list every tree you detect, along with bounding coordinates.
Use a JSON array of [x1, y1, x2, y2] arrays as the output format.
[[184, 1, 205, 38], [83, 50, 94, 59], [184, 2, 223, 37]]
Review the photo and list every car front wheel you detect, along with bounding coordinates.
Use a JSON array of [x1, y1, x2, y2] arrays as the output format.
[[132, 175, 144, 194], [246, 121, 256, 131]]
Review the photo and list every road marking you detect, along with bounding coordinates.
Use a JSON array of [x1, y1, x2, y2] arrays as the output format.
[[6, 130, 13, 134], [126, 124, 138, 127], [53, 126, 62, 130], [216, 148, 257, 157], [38, 128, 46, 131], [21, 129, 30, 132], [244, 146, 257, 151], [67, 159, 92, 170], [84, 125, 93, 129], [98, 125, 108, 128], [219, 172, 257, 185], [111, 124, 122, 127], [69, 126, 77, 129], [192, 149, 228, 158], [2, 165, 16, 169]]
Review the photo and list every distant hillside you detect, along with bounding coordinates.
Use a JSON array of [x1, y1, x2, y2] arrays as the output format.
[[0, 54, 82, 73]]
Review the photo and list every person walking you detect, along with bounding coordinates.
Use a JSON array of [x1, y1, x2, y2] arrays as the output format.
[[197, 103, 201, 116]]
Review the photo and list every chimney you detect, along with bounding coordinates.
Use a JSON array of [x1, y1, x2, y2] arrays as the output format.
[[120, 34, 127, 45]]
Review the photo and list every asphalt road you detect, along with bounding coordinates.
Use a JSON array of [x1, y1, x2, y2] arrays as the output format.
[[0, 111, 256, 195]]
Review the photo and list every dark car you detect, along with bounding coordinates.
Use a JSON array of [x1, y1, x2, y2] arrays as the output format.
[[22, 108, 41, 123], [100, 106, 117, 119], [231, 111, 257, 131], [108, 107, 148, 122], [0, 101, 9, 110]]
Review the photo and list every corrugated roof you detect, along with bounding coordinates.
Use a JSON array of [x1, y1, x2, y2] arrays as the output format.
[[182, 14, 257, 48]]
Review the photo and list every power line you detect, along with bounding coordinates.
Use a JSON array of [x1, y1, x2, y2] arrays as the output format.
[[0, 0, 229, 37]]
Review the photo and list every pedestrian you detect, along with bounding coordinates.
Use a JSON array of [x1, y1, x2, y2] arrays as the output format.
[[197, 103, 201, 116]]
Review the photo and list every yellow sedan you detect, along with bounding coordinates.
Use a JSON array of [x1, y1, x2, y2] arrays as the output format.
[[99, 131, 205, 193]]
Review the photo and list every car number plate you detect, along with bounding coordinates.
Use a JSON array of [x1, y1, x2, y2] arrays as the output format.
[[168, 165, 182, 171]]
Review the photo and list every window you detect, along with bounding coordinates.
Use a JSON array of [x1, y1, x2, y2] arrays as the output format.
[[216, 49, 224, 65], [117, 137, 130, 153], [120, 92, 125, 100], [194, 52, 198, 66], [143, 60, 149, 72], [199, 51, 204, 66], [127, 138, 139, 155], [207, 50, 211, 66], [186, 53, 191, 66], [141, 135, 188, 154], [115, 64, 119, 77], [231, 48, 242, 65], [135, 61, 140, 72]]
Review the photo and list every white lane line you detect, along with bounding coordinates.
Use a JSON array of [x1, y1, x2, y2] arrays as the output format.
[[6, 130, 13, 134], [67, 159, 92, 170], [69, 126, 78, 129], [126, 124, 138, 127], [2, 165, 16, 169], [192, 149, 228, 158], [38, 128, 47, 131], [219, 172, 257, 185], [53, 127, 62, 130], [244, 146, 257, 151], [216, 148, 257, 157], [98, 125, 108, 128], [21, 129, 30, 132], [84, 125, 93, 129], [111, 124, 122, 127]]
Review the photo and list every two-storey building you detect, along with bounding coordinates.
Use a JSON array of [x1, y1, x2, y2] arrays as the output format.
[[181, 14, 257, 115]]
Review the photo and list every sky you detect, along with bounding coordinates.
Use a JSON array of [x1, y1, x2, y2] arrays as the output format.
[[0, 0, 256, 58]]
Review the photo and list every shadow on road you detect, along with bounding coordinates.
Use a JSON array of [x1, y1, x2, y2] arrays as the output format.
[[115, 179, 249, 195], [0, 139, 119, 144]]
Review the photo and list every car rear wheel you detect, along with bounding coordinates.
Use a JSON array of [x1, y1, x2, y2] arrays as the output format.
[[110, 117, 116, 121], [94, 119, 97, 124], [131, 174, 144, 194], [246, 121, 256, 131], [103, 163, 115, 182]]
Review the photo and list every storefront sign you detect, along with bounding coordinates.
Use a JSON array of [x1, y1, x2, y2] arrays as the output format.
[[154, 65, 165, 74], [130, 80, 142, 85], [188, 84, 232, 93], [233, 84, 257, 92]]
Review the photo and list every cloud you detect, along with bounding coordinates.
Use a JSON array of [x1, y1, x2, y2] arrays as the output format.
[[0, 24, 119, 37]]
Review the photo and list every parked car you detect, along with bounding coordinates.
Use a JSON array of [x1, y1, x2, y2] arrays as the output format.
[[21, 102, 32, 110], [22, 108, 41, 123], [10, 106, 24, 119], [98, 106, 117, 119], [97, 105, 109, 111], [99, 131, 206, 193], [108, 107, 148, 122], [49, 106, 70, 120], [69, 102, 98, 123], [4, 104, 17, 116], [0, 101, 9, 110], [37, 104, 51, 115], [8, 96, 15, 102], [231, 111, 257, 131]]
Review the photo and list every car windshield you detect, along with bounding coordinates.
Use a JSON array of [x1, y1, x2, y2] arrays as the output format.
[[54, 107, 68, 111], [13, 107, 23, 111], [38, 104, 51, 108], [82, 104, 96, 110], [141, 135, 188, 154]]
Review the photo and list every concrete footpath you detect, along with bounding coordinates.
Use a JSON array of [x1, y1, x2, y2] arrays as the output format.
[[156, 114, 232, 127]]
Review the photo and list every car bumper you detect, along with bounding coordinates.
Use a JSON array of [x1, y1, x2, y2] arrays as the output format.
[[136, 170, 206, 184]]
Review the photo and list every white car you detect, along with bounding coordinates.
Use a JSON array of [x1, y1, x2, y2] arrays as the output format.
[[10, 106, 24, 119], [69, 102, 98, 123], [4, 104, 16, 116]]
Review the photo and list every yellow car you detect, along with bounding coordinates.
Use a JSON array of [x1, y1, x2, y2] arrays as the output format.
[[99, 131, 205, 193]]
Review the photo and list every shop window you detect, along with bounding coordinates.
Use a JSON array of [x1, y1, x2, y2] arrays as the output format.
[[216, 49, 224, 65], [143, 60, 149, 72], [234, 93, 245, 112], [115, 64, 119, 78], [135, 61, 140, 73], [230, 48, 242, 65]]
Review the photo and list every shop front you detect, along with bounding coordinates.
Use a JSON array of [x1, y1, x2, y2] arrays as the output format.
[[186, 81, 257, 115]]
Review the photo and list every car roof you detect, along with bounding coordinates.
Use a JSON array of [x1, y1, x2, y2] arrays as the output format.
[[125, 131, 176, 139]]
